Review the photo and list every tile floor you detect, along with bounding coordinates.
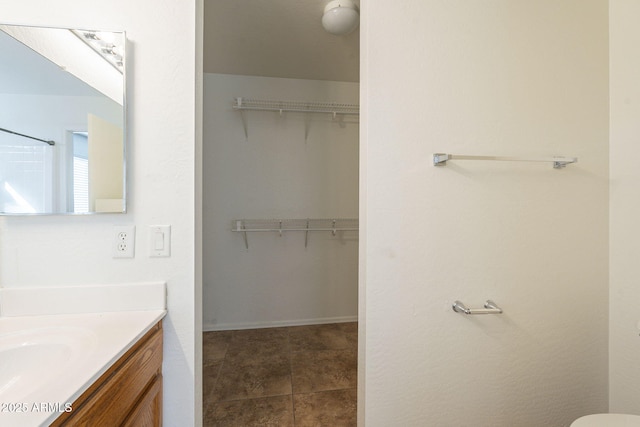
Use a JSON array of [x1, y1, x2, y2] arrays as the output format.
[[203, 322, 357, 426]]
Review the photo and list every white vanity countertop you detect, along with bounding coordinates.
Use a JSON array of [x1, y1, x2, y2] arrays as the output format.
[[0, 309, 166, 427]]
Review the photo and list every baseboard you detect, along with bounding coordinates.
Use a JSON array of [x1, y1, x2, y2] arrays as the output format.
[[203, 315, 358, 332]]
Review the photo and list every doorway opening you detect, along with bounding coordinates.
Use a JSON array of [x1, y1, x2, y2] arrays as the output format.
[[202, 1, 360, 424]]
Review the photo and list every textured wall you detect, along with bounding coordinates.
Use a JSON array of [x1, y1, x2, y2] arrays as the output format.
[[360, 1, 609, 425], [0, 1, 202, 425], [610, 0, 640, 414], [203, 73, 359, 330]]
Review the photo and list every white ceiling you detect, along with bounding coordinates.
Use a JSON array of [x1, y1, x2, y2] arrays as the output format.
[[0, 30, 103, 97], [204, 0, 360, 83]]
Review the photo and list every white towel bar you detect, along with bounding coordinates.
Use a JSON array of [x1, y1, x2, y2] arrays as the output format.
[[433, 153, 577, 169]]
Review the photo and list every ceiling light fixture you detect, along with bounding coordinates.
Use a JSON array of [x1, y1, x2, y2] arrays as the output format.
[[71, 29, 125, 72], [322, 0, 359, 36]]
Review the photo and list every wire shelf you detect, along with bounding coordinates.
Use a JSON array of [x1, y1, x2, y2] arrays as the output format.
[[232, 218, 359, 249], [233, 97, 359, 141], [233, 98, 359, 116]]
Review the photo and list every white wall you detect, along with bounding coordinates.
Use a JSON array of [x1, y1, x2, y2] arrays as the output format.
[[609, 0, 640, 414], [0, 1, 202, 426], [203, 73, 358, 330], [360, 1, 609, 426]]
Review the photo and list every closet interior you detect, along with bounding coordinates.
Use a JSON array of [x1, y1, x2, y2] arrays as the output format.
[[202, 0, 360, 424]]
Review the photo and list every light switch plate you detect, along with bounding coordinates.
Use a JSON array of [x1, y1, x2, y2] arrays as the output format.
[[149, 225, 171, 257]]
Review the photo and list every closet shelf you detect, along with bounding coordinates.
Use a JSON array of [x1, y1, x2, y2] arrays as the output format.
[[232, 218, 359, 249], [233, 97, 359, 140], [233, 97, 359, 116]]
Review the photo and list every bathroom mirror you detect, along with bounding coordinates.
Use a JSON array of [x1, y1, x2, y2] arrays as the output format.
[[0, 24, 126, 215]]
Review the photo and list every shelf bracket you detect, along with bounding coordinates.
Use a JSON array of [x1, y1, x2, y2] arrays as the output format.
[[236, 220, 249, 250], [239, 110, 248, 141], [305, 220, 310, 248], [304, 113, 311, 142]]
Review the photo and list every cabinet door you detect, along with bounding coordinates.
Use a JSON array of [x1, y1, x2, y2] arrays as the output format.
[[123, 374, 163, 427], [52, 323, 163, 427]]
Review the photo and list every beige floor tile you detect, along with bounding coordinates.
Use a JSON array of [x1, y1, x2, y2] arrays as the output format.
[[226, 338, 289, 361], [202, 323, 359, 425], [225, 327, 290, 359], [288, 323, 350, 351], [293, 389, 357, 427], [203, 330, 233, 363], [338, 322, 358, 348], [203, 361, 223, 402], [337, 322, 357, 334], [291, 349, 357, 393], [212, 354, 292, 402], [231, 327, 289, 345], [204, 395, 294, 427]]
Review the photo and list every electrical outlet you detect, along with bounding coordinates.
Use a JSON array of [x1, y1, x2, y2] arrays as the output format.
[[113, 225, 135, 258]]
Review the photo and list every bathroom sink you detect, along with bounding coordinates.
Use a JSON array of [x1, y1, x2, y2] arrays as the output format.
[[0, 327, 98, 401], [0, 310, 165, 427]]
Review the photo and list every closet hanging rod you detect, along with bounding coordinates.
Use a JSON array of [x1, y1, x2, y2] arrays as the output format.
[[0, 127, 55, 146], [233, 97, 359, 116], [433, 153, 577, 169]]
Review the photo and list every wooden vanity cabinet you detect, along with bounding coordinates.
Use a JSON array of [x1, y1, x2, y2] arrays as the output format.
[[52, 321, 163, 427]]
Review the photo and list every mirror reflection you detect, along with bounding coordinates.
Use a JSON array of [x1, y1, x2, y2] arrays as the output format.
[[0, 24, 126, 214]]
